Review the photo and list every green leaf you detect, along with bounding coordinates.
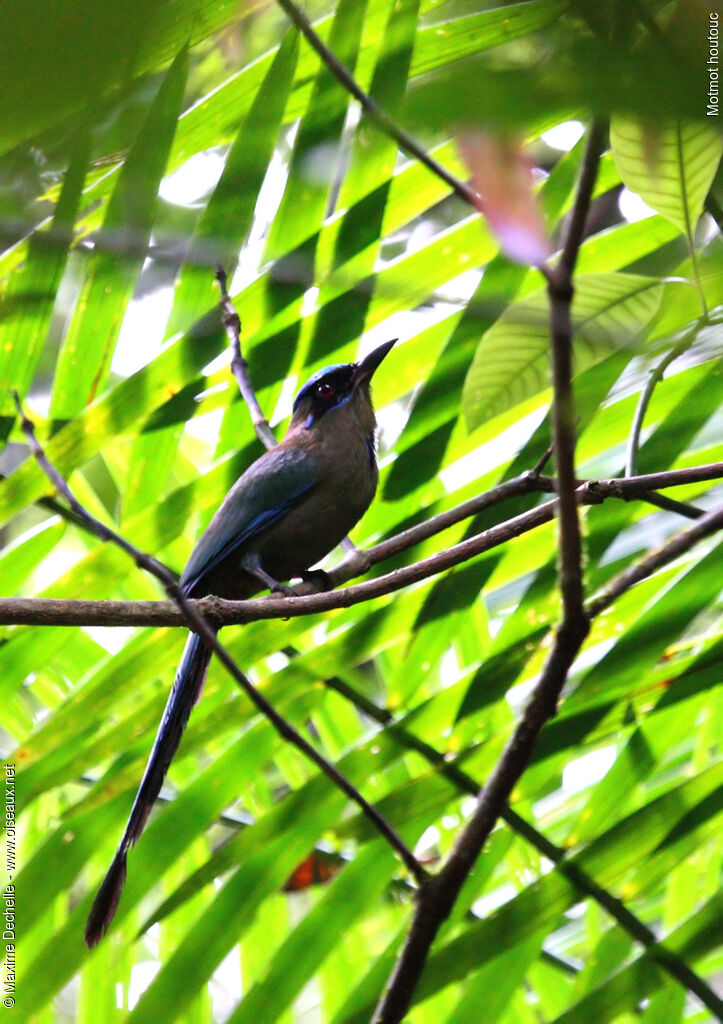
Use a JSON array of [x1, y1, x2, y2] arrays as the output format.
[[141, 728, 409, 928], [50, 46, 189, 419], [450, 933, 545, 1023], [227, 841, 396, 1024], [549, 894, 723, 1024], [165, 28, 299, 337], [463, 273, 665, 430], [412, 0, 565, 75], [127, 787, 346, 1024], [414, 766, 723, 1010], [0, 135, 90, 424], [2, 6, 722, 1018], [0, 0, 238, 154], [610, 118, 723, 239]]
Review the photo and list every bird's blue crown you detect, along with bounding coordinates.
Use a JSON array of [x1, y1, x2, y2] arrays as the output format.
[[292, 363, 351, 412]]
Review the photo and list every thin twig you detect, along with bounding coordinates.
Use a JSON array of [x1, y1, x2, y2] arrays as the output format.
[[274, 0, 478, 208], [575, 465, 723, 501], [1, 462, 721, 626], [626, 326, 700, 476], [215, 264, 277, 450], [638, 491, 703, 520], [12, 393, 424, 885], [585, 502, 723, 618]]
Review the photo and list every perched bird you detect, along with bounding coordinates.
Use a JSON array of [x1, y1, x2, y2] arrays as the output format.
[[84, 339, 395, 947]]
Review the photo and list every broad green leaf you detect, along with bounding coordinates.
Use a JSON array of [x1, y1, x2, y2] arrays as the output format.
[[0, 0, 244, 154], [165, 28, 299, 338], [0, 311, 225, 529], [50, 47, 189, 419], [568, 687, 710, 846], [549, 894, 723, 1024], [574, 215, 679, 274], [566, 538, 723, 713], [570, 927, 633, 1004], [121, 424, 184, 523], [139, 728, 409, 928], [2, 4, 722, 1019], [413, 766, 723, 1009], [463, 273, 665, 429], [0, 518, 66, 595], [403, 35, 705, 134], [20, 790, 343, 1022], [227, 841, 396, 1024], [412, 0, 564, 76], [65, 0, 564, 231], [450, 934, 544, 1023], [333, 762, 722, 1022], [641, 985, 686, 1024], [610, 118, 723, 238], [0, 135, 90, 424], [307, 0, 421, 365], [265, 0, 368, 263], [0, 147, 484, 528], [126, 787, 346, 1024]]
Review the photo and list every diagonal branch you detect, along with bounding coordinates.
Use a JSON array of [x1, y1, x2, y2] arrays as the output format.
[[639, 491, 703, 520], [12, 393, 425, 886], [274, 0, 477, 207], [369, 497, 723, 1020], [215, 264, 277, 450], [585, 502, 723, 617], [324, 676, 723, 1016]]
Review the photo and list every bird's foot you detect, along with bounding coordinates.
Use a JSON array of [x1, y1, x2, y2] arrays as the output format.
[[269, 581, 297, 597]]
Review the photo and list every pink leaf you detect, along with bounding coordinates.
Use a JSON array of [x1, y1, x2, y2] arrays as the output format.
[[458, 132, 551, 268]]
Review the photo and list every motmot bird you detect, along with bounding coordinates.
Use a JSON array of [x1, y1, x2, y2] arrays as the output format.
[[84, 339, 395, 947]]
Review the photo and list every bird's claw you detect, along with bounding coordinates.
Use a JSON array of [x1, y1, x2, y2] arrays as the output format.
[[270, 581, 297, 597]]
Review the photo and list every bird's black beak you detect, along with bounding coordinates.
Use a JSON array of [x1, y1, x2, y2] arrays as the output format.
[[353, 339, 396, 388]]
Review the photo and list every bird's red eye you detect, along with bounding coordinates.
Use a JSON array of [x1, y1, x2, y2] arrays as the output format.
[[316, 381, 335, 398]]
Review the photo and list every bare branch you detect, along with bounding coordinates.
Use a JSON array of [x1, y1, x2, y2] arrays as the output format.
[[1, 462, 721, 627], [585, 502, 723, 618], [215, 264, 277, 450], [375, 489, 723, 1023], [638, 491, 703, 520]]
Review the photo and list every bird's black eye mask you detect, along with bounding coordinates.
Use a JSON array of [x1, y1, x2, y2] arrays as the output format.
[[293, 365, 356, 428]]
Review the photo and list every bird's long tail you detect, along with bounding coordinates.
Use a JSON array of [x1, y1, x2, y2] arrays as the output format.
[[84, 630, 213, 947]]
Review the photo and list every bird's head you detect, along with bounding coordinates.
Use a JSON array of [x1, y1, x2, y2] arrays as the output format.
[[290, 339, 395, 432]]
